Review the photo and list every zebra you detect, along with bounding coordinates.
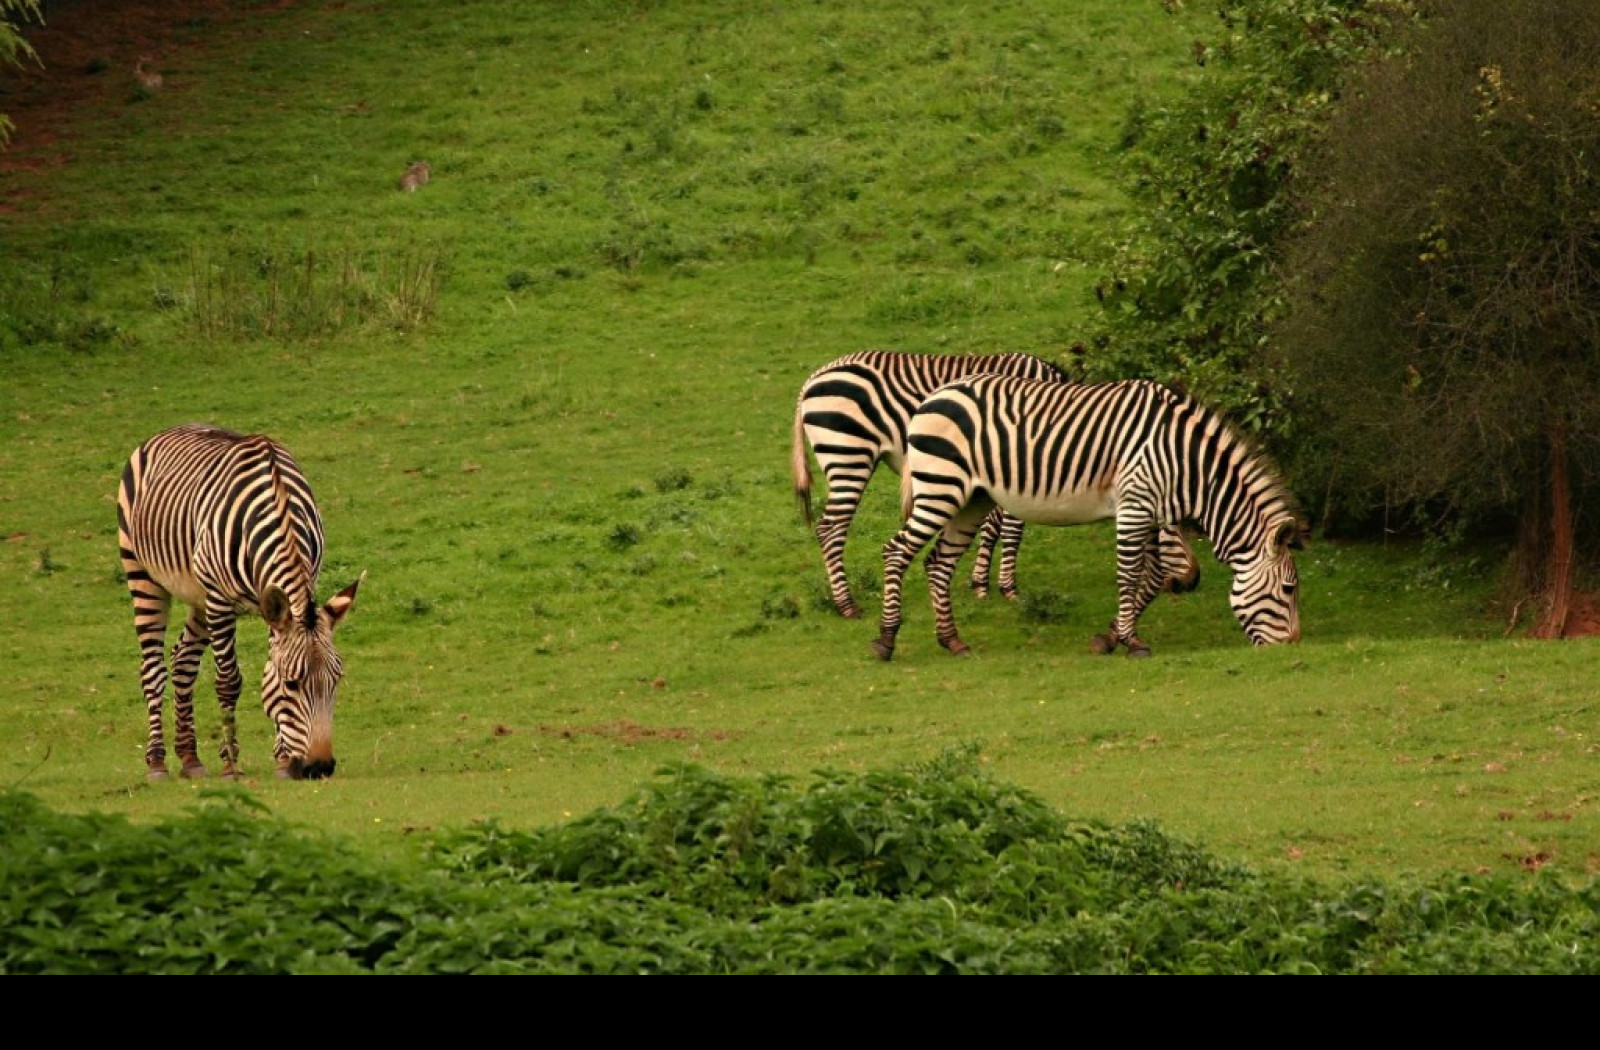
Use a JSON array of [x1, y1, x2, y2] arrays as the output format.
[[117, 424, 361, 781], [791, 350, 1200, 619], [871, 376, 1302, 661]]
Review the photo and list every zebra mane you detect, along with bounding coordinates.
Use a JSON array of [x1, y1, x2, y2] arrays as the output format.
[[1179, 391, 1303, 534], [261, 439, 319, 630]]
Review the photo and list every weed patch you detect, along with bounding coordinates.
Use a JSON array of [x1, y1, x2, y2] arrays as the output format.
[[177, 238, 444, 340]]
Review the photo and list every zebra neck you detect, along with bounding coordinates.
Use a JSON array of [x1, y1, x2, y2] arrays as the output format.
[[1175, 409, 1283, 566], [251, 441, 320, 627]]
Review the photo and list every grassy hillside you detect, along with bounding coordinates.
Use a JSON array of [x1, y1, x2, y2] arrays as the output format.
[[1, 0, 1593, 883]]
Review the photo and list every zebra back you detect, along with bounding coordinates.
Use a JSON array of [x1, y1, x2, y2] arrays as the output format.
[[122, 423, 325, 616], [904, 376, 1298, 565], [792, 350, 1066, 521]]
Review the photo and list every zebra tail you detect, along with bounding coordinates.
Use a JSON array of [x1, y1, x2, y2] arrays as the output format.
[[899, 461, 915, 523], [792, 399, 814, 527]]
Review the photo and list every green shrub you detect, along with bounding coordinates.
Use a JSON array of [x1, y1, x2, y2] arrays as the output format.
[[4, 752, 1598, 973], [1088, 0, 1401, 452]]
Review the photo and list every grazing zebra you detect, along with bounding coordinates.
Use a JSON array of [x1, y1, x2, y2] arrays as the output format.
[[792, 350, 1201, 618], [117, 424, 361, 780], [872, 377, 1302, 661]]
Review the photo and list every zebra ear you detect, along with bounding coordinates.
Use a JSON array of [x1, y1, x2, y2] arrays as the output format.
[[260, 586, 294, 631], [324, 572, 364, 630]]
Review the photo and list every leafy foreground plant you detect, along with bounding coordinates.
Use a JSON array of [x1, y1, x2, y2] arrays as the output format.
[[4, 751, 1596, 973]]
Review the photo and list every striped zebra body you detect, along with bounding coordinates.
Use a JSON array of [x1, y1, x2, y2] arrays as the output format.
[[872, 377, 1301, 660], [791, 351, 1199, 618], [117, 424, 360, 780]]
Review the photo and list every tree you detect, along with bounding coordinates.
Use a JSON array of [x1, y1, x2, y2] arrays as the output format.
[[0, 0, 41, 146], [1280, 0, 1600, 635], [1087, 0, 1396, 444]]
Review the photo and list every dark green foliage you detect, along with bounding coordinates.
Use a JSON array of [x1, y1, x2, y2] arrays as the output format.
[[605, 523, 643, 551], [0, 1, 37, 144], [1280, 0, 1600, 565], [1089, 0, 1398, 445], [653, 467, 693, 493], [1017, 586, 1077, 623], [759, 594, 800, 621], [0, 791, 410, 974], [428, 749, 1149, 914], [6, 751, 1597, 973], [4, 752, 1597, 972]]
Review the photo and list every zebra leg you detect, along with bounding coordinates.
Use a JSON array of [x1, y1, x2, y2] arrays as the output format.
[[168, 611, 212, 777], [1126, 528, 1185, 653], [816, 456, 877, 619], [968, 510, 1002, 599], [127, 576, 174, 779], [1159, 527, 1201, 594], [816, 514, 859, 618], [1101, 518, 1165, 658], [207, 604, 245, 779], [873, 528, 920, 660], [994, 512, 1025, 601], [967, 511, 1024, 601], [875, 511, 947, 662], [926, 509, 988, 656]]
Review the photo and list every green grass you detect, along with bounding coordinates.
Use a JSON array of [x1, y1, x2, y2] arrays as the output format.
[[1, 0, 1595, 888]]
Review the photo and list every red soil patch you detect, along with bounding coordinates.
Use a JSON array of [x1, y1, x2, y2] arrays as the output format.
[[537, 720, 738, 746], [1561, 591, 1600, 638], [0, 0, 291, 186]]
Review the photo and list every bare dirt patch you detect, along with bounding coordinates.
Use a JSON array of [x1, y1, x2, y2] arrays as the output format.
[[1561, 591, 1600, 638], [0, 0, 286, 185], [536, 720, 739, 747]]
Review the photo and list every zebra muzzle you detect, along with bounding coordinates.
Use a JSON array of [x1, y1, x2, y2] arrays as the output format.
[[280, 755, 338, 780]]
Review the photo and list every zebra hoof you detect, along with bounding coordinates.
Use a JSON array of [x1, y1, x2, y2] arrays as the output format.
[[870, 637, 896, 662], [940, 637, 971, 657], [1126, 643, 1152, 659], [1000, 587, 1019, 602], [1089, 633, 1120, 655], [179, 762, 207, 779], [221, 766, 242, 782], [970, 585, 990, 601], [839, 605, 863, 620], [146, 767, 169, 782]]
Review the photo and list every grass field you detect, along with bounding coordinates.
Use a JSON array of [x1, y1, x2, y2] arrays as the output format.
[[1, 0, 1595, 885]]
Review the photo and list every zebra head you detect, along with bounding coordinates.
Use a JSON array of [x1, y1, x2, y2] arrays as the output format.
[[259, 576, 362, 779], [1228, 517, 1302, 645]]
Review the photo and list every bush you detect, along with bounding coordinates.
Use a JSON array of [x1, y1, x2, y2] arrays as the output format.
[[1278, 0, 1600, 632], [1087, 0, 1398, 450], [5, 752, 1597, 973]]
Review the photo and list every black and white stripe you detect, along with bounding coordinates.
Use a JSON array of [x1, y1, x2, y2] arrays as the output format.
[[872, 377, 1301, 660], [791, 351, 1197, 618], [117, 424, 360, 780]]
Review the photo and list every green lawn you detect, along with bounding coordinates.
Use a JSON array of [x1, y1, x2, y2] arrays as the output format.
[[1, 0, 1593, 884]]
